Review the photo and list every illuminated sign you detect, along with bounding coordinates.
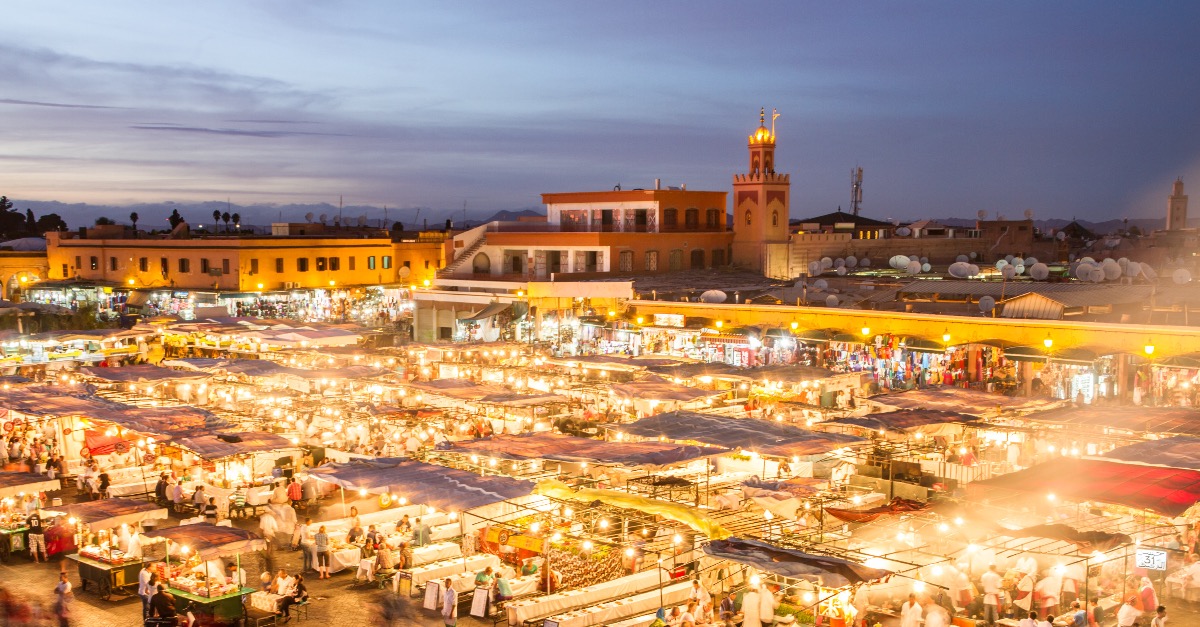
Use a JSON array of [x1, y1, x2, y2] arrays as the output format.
[[1135, 548, 1167, 571], [653, 314, 685, 328]]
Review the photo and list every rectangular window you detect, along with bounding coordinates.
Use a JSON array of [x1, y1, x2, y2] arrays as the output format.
[[644, 251, 658, 271], [75, 256, 81, 270], [161, 258, 169, 276], [200, 258, 210, 273], [403, 260, 411, 268], [250, 259, 259, 274], [90, 256, 98, 271], [315, 257, 327, 272], [297, 258, 309, 272], [222, 259, 230, 274], [178, 258, 190, 273], [139, 257, 148, 272], [706, 209, 721, 228], [367, 256, 376, 270], [348, 256, 355, 271], [329, 257, 340, 271], [382, 256, 393, 269], [109, 257, 118, 271], [618, 250, 633, 272], [685, 209, 699, 228], [663, 209, 678, 228], [275, 258, 284, 273], [424, 260, 430, 269], [61, 263, 68, 278], [668, 249, 683, 271]]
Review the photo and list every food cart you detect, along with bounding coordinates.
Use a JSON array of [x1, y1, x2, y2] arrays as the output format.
[[143, 523, 265, 625], [45, 498, 168, 599], [0, 470, 61, 562]]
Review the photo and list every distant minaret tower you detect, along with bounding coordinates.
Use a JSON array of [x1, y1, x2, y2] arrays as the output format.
[[1168, 177, 1188, 230], [850, 167, 864, 216], [731, 107, 790, 272]]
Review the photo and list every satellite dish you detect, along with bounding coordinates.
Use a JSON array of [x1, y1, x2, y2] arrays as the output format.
[[948, 262, 970, 278], [906, 260, 922, 275], [397, 266, 411, 279], [845, 255, 858, 268], [1012, 257, 1024, 267], [836, 266, 848, 276], [1014, 264, 1025, 275], [1174, 269, 1193, 285], [825, 295, 839, 307], [995, 259, 1009, 270], [921, 262, 931, 272], [814, 279, 829, 290], [794, 280, 807, 288], [896, 227, 911, 236], [1080, 257, 1095, 265], [809, 261, 822, 275], [821, 257, 834, 270], [319, 213, 328, 224], [1005, 255, 1014, 264], [919, 256, 928, 264], [1126, 261, 1140, 277], [1029, 263, 1050, 280], [1117, 257, 1129, 269], [834, 258, 845, 268], [977, 210, 988, 220], [304, 212, 314, 223], [357, 215, 368, 227], [909, 255, 920, 262], [1024, 209, 1034, 219], [979, 296, 995, 312], [1023, 257, 1038, 266], [1103, 264, 1122, 281], [1056, 231, 1067, 241], [968, 264, 980, 277], [956, 254, 969, 263], [889, 255, 906, 270], [1142, 264, 1157, 280], [1075, 265, 1093, 280], [860, 258, 871, 267], [969, 252, 978, 260], [1001, 266, 1016, 279], [700, 290, 728, 303], [1091, 271, 1104, 283]]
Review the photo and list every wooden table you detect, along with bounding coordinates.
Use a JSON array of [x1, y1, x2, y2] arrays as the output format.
[[67, 553, 144, 600]]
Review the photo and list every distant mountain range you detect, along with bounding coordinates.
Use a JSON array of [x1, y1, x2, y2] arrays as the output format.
[[933, 216, 1175, 235]]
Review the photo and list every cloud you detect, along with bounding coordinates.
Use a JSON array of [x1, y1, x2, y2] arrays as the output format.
[[130, 122, 350, 138], [0, 98, 123, 109]]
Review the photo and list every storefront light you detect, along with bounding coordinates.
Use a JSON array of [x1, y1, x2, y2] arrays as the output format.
[[1044, 336, 1053, 349], [861, 326, 871, 336], [1144, 343, 1155, 355]]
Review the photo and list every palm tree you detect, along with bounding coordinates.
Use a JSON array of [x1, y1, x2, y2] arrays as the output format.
[[221, 211, 231, 232], [231, 213, 241, 233], [129, 211, 139, 233], [212, 209, 221, 232]]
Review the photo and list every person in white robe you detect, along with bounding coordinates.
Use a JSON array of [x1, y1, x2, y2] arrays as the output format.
[[900, 593, 923, 627]]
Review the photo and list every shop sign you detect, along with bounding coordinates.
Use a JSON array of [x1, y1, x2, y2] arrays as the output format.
[[484, 526, 546, 553], [653, 313, 685, 328], [1135, 548, 1167, 570]]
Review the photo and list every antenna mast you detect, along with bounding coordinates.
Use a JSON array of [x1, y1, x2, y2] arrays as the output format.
[[850, 167, 864, 216]]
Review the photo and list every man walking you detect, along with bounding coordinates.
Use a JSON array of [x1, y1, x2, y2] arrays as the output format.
[[27, 510, 47, 563]]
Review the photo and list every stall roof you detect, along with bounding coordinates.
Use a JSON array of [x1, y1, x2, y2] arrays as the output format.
[[144, 523, 267, 561], [79, 365, 212, 383], [821, 410, 979, 433], [703, 538, 892, 587], [44, 498, 168, 529], [969, 458, 1200, 517], [617, 411, 865, 457], [172, 432, 295, 460], [460, 302, 512, 321], [477, 392, 567, 407], [871, 387, 1059, 415], [1101, 436, 1200, 470], [406, 379, 511, 401], [749, 364, 842, 383], [609, 378, 722, 403], [308, 457, 533, 511], [100, 406, 229, 438], [0, 387, 129, 417], [445, 433, 730, 468], [1021, 406, 1200, 436], [0, 470, 61, 499], [211, 360, 383, 380]]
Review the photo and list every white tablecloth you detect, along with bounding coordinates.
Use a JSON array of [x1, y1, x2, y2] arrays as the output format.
[[328, 545, 363, 573], [506, 568, 669, 626], [411, 542, 462, 567], [545, 581, 692, 627], [249, 591, 284, 612], [405, 553, 500, 589], [107, 477, 156, 497]]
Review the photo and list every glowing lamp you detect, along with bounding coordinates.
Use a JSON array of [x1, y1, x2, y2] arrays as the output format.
[[1145, 344, 1155, 355], [1044, 336, 1053, 349], [581, 540, 593, 551], [861, 326, 871, 336]]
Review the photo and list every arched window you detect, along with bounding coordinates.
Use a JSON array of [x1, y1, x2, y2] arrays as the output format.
[[771, 211, 778, 227], [745, 211, 752, 226], [471, 253, 491, 274]]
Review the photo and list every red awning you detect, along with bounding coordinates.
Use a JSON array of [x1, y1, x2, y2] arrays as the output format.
[[83, 429, 133, 456], [968, 458, 1200, 517]]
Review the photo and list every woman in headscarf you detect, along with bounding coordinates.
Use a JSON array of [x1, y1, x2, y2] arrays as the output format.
[[1139, 577, 1158, 616]]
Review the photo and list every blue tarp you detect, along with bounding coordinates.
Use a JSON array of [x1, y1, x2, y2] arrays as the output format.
[[445, 433, 729, 468], [308, 458, 534, 511], [144, 522, 266, 561], [703, 537, 892, 586], [821, 409, 978, 433], [617, 411, 864, 457], [1102, 436, 1200, 470]]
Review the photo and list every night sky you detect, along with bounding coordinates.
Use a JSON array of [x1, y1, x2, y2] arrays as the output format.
[[2, 1, 1199, 225]]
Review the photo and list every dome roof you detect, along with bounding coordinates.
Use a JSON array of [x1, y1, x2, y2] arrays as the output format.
[[749, 125, 775, 144]]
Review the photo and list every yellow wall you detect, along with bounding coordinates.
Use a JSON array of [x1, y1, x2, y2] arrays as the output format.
[[628, 300, 1200, 359], [0, 251, 49, 299], [46, 233, 443, 291]]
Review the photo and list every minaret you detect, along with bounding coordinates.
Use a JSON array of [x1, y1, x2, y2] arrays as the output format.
[[1168, 178, 1188, 231], [731, 108, 791, 272]]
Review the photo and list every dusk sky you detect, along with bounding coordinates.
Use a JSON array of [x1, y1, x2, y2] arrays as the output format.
[[2, 1, 1199, 226]]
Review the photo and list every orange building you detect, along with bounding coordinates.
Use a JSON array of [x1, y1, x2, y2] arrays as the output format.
[[45, 229, 445, 292]]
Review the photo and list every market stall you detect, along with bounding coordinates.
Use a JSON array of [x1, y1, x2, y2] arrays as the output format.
[[50, 498, 168, 599], [0, 470, 61, 561], [142, 523, 265, 624]]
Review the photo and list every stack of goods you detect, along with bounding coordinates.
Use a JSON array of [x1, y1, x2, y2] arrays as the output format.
[[78, 543, 139, 565]]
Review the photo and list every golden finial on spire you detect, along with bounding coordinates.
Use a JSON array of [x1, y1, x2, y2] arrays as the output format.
[[760, 107, 766, 126]]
